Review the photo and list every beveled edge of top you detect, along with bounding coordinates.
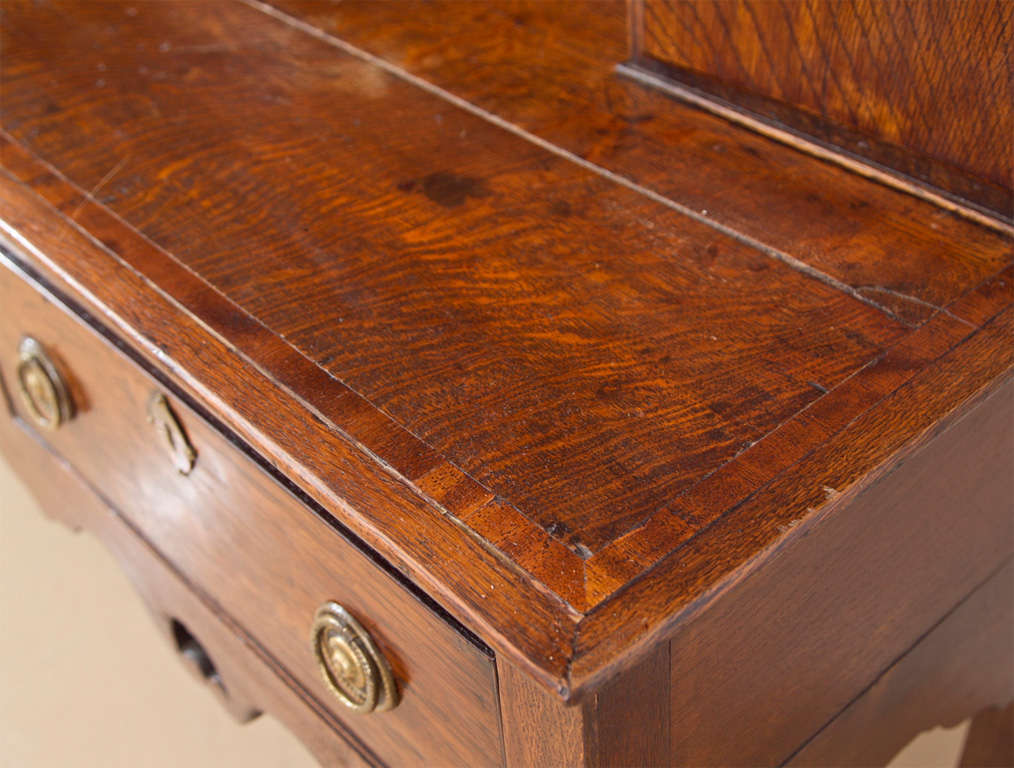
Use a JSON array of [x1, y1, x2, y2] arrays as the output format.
[[2, 137, 1012, 700]]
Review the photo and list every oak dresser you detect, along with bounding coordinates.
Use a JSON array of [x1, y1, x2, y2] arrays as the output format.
[[1, 1, 1011, 765]]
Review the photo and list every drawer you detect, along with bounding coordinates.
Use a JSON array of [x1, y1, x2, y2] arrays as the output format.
[[0, 406, 373, 766], [0, 253, 503, 767]]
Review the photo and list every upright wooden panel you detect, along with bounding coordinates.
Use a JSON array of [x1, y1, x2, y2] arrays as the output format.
[[263, 0, 1014, 326], [960, 703, 1014, 768], [498, 646, 670, 768], [663, 375, 1014, 766], [590, 645, 671, 766], [636, 0, 1013, 216], [498, 660, 585, 768], [789, 561, 1014, 767]]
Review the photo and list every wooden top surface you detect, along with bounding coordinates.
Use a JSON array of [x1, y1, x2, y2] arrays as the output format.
[[2, 0, 1011, 696]]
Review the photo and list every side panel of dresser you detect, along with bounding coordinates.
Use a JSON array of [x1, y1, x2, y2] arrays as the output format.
[[0, 255, 504, 767], [661, 372, 1014, 766], [497, 646, 672, 768], [496, 372, 1013, 767], [789, 559, 1014, 766], [0, 380, 374, 766]]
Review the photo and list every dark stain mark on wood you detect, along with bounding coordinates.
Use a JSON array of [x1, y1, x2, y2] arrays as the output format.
[[409, 171, 491, 208], [550, 199, 572, 218]]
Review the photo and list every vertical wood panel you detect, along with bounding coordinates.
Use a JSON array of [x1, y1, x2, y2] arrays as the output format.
[[959, 703, 1014, 768], [637, 0, 1013, 215], [666, 375, 1014, 766], [498, 660, 584, 768], [498, 645, 672, 767], [789, 561, 1014, 766], [592, 646, 671, 767]]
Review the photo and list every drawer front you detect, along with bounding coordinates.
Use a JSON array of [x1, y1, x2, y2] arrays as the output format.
[[0, 408, 373, 767], [0, 254, 503, 767]]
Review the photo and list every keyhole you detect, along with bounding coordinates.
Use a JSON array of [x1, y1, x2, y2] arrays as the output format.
[[161, 421, 177, 453]]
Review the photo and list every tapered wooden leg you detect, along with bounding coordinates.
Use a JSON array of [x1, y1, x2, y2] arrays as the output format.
[[960, 703, 1013, 768]]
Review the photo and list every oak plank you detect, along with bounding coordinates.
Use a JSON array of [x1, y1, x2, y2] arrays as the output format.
[[1, 0, 912, 585], [265, 0, 1014, 324], [789, 562, 1014, 766], [1, 0, 1010, 708], [637, 0, 1013, 216]]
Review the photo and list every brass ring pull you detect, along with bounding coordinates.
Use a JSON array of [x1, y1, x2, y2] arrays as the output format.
[[16, 337, 74, 431], [311, 602, 398, 714], [147, 392, 197, 475]]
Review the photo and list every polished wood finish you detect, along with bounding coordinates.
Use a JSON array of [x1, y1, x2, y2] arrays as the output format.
[[1, 1, 1011, 700], [790, 562, 1014, 766], [616, 351, 1014, 765], [575, 277, 1014, 684], [494, 371, 1014, 767], [0, 139, 578, 695], [264, 0, 1014, 322], [498, 660, 585, 768], [0, 0, 911, 566], [498, 647, 671, 768], [960, 703, 1014, 768], [1, 0, 1012, 764], [634, 0, 1013, 217], [0, 257, 502, 768], [0, 384, 375, 767]]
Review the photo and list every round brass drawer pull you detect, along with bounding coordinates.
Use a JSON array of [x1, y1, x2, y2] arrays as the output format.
[[311, 602, 398, 714], [16, 336, 74, 431]]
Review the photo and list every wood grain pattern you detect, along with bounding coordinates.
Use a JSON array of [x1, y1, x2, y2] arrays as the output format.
[[0, 385, 377, 767], [636, 0, 1013, 217], [0, 0, 927, 573], [622, 361, 1014, 766], [789, 561, 1014, 767], [959, 703, 1014, 768], [498, 647, 671, 768], [498, 660, 585, 768], [0, 0, 915, 564], [572, 270, 1014, 691], [0, 0, 1011, 709], [0, 159, 579, 695], [589, 644, 671, 767], [263, 0, 1014, 324], [0, 257, 503, 768]]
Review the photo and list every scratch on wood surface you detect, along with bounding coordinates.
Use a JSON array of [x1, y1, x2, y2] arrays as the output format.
[[856, 285, 977, 328], [68, 156, 128, 222], [238, 0, 924, 327]]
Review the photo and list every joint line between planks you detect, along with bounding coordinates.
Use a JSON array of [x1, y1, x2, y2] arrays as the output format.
[[237, 0, 919, 328], [617, 62, 1014, 237]]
